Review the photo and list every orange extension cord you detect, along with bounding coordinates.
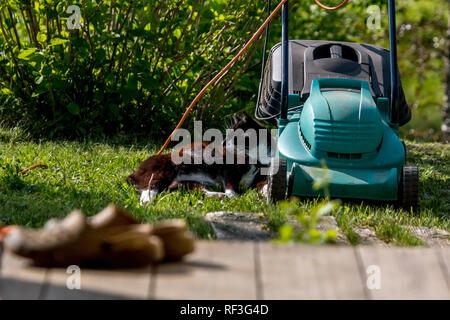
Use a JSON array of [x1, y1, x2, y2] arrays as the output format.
[[157, 0, 287, 155], [157, 0, 350, 155], [315, 0, 349, 11]]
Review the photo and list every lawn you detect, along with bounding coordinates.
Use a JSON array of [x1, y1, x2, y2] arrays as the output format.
[[0, 124, 448, 246]]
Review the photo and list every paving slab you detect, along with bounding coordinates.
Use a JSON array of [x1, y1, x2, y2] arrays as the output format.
[[259, 243, 366, 299], [153, 241, 257, 300], [356, 246, 450, 299]]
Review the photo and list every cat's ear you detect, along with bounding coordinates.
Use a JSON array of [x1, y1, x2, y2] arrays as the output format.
[[233, 114, 241, 124]]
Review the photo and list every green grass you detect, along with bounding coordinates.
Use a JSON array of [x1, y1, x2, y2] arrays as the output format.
[[0, 124, 448, 246]]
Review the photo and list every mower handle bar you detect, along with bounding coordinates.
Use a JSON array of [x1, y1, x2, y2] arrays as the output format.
[[279, 0, 399, 123], [311, 78, 371, 92]]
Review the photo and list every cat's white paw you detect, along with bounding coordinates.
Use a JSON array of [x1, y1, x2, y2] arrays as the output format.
[[140, 189, 158, 205]]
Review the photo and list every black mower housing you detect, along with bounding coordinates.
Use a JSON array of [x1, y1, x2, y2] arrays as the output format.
[[258, 40, 411, 126]]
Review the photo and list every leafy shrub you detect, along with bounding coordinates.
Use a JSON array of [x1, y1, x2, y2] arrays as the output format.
[[0, 0, 447, 141], [0, 0, 266, 138]]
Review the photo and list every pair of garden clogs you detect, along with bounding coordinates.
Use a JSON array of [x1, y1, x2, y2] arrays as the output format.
[[3, 205, 195, 268]]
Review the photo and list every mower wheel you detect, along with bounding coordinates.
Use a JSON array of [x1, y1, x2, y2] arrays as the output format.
[[267, 157, 287, 203], [399, 165, 419, 211]]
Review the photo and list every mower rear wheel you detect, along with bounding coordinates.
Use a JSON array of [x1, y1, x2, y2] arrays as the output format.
[[399, 165, 419, 211], [267, 158, 287, 203]]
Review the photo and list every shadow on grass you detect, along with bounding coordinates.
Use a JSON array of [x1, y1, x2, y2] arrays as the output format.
[[0, 121, 164, 149], [0, 182, 115, 227]]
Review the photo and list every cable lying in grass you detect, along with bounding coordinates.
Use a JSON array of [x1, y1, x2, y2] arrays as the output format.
[[18, 163, 47, 175]]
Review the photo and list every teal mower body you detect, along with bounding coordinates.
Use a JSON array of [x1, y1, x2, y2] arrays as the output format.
[[278, 78, 403, 202], [256, 1, 418, 209]]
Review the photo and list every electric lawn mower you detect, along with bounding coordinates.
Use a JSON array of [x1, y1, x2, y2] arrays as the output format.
[[257, 0, 419, 210]]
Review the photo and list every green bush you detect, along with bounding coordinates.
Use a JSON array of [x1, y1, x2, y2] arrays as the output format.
[[0, 0, 266, 138], [0, 0, 447, 141]]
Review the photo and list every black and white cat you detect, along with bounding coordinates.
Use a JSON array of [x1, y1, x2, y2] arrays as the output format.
[[127, 112, 274, 204]]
